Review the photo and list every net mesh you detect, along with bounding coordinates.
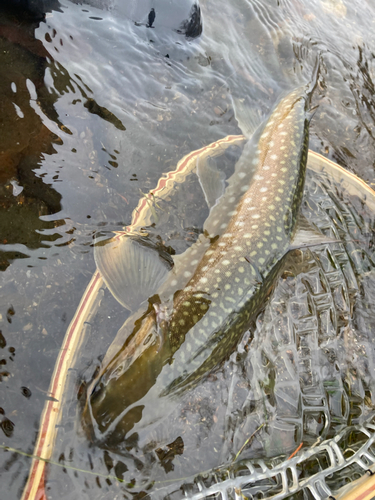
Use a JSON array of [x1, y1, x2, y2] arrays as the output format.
[[150, 167, 375, 499], [163, 417, 375, 499]]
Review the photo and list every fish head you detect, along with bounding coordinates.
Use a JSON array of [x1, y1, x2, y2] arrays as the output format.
[[81, 308, 170, 443]]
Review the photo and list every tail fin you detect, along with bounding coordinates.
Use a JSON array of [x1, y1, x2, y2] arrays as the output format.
[[306, 53, 322, 106]]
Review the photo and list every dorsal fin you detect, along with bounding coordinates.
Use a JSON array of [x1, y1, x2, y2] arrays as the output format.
[[289, 214, 339, 250]]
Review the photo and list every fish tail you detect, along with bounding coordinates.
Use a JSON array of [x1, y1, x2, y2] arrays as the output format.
[[305, 52, 322, 107]]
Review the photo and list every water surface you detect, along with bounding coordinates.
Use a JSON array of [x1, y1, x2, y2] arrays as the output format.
[[1, 0, 375, 498]]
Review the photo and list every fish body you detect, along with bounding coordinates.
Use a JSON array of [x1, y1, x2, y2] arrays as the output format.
[[83, 80, 316, 446]]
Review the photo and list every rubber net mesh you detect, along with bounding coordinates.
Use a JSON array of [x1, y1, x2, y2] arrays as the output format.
[[152, 167, 375, 499]]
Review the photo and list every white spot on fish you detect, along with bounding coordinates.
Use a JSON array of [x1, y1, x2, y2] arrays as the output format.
[[262, 165, 270, 171], [238, 266, 245, 273], [260, 187, 268, 192], [251, 214, 260, 219], [238, 172, 246, 179], [184, 271, 192, 278], [254, 175, 264, 180], [223, 260, 230, 266]]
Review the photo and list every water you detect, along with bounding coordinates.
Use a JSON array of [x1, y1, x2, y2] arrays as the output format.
[[1, 0, 375, 498]]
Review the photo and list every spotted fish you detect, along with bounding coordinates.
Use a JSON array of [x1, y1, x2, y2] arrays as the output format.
[[82, 69, 320, 445]]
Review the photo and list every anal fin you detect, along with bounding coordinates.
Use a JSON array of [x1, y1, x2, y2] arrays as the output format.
[[197, 155, 226, 209]]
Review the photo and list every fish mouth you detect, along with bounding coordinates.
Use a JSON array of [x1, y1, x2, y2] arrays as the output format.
[[80, 312, 169, 444]]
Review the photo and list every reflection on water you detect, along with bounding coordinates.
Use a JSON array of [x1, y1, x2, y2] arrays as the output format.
[[1, 0, 375, 498]]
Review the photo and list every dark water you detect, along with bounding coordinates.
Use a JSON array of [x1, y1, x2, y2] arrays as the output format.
[[1, 0, 375, 498]]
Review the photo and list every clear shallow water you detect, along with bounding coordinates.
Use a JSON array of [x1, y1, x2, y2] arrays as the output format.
[[1, 0, 375, 498]]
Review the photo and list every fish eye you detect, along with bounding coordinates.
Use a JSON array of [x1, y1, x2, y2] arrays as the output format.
[[90, 382, 104, 401]]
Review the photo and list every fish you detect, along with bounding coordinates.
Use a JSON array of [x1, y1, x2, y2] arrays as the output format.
[[82, 64, 322, 447]]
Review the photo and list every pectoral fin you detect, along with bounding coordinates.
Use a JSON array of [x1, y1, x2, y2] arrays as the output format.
[[196, 155, 226, 209], [94, 234, 174, 311]]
